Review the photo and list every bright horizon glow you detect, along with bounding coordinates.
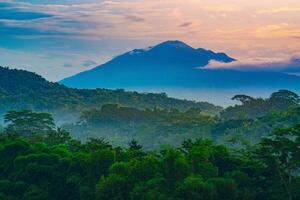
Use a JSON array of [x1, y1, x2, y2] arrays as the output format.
[[0, 0, 300, 81]]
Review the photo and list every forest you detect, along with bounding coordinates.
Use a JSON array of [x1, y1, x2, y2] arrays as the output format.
[[0, 67, 299, 199], [63, 90, 300, 149], [0, 108, 299, 200], [0, 66, 221, 122]]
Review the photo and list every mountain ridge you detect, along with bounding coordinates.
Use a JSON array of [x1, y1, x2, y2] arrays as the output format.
[[60, 40, 300, 95], [60, 40, 237, 88]]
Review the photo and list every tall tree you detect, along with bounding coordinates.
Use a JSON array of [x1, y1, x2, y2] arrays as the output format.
[[256, 124, 300, 200], [269, 90, 300, 109], [4, 110, 55, 136]]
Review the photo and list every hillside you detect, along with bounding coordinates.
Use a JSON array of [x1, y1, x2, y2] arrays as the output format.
[[0, 67, 222, 121]]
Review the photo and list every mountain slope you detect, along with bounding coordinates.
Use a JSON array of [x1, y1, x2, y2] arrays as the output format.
[[60, 40, 236, 88], [0, 67, 222, 120], [60, 41, 300, 94]]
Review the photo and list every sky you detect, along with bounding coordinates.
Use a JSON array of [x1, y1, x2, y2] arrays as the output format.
[[1, 0, 300, 81]]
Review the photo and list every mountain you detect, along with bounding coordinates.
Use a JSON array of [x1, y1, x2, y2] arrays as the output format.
[[0, 67, 222, 122], [60, 41, 300, 98], [60, 40, 236, 88]]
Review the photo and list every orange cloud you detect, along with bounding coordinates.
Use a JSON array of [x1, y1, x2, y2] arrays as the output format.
[[258, 7, 300, 14], [202, 4, 242, 13]]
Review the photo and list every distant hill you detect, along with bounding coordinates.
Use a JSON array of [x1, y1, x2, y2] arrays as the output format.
[[0, 67, 222, 122], [60, 40, 300, 94]]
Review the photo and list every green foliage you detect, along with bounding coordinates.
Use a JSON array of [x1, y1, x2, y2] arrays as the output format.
[[0, 67, 221, 122], [0, 84, 299, 200], [65, 105, 215, 149], [66, 96, 300, 150], [0, 115, 299, 200], [4, 110, 55, 136], [215, 107, 300, 147], [221, 90, 300, 120], [254, 125, 300, 200], [177, 175, 214, 200], [269, 90, 300, 109]]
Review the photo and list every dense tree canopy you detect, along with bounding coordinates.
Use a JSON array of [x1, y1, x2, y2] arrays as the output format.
[[64, 105, 215, 149], [0, 65, 299, 199], [63, 93, 300, 149], [0, 66, 221, 123], [4, 110, 55, 136], [221, 90, 300, 120], [0, 111, 299, 200]]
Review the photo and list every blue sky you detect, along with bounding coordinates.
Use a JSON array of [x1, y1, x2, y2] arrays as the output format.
[[1, 0, 300, 80]]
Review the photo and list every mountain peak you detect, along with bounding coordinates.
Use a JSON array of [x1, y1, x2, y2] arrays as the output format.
[[154, 40, 193, 50], [124, 41, 235, 63], [126, 41, 193, 56], [60, 40, 238, 88]]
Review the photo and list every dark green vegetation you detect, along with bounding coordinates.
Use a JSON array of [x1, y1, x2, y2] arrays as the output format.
[[0, 110, 299, 200], [64, 105, 214, 149], [2, 67, 300, 150], [221, 90, 300, 119], [63, 90, 300, 149], [0, 66, 221, 123], [0, 66, 300, 199], [214, 90, 300, 146]]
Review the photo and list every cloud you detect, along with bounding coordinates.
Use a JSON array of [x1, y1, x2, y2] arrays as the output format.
[[1, 0, 300, 82], [63, 63, 73, 67], [179, 22, 192, 28], [258, 7, 300, 14], [253, 23, 300, 40], [205, 55, 300, 76], [0, 2, 53, 20], [126, 15, 145, 22], [202, 4, 242, 13], [82, 60, 97, 67], [0, 21, 75, 37], [16, 0, 101, 5], [0, 1, 109, 39]]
